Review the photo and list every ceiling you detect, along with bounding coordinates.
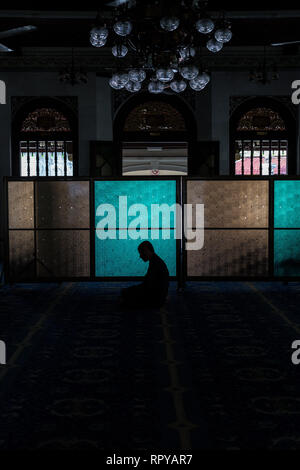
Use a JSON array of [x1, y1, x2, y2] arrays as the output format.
[[1, 3, 300, 71], [1, 4, 300, 48]]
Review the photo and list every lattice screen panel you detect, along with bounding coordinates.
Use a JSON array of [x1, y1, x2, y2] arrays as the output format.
[[95, 180, 176, 228], [187, 180, 269, 228], [36, 181, 90, 229], [186, 180, 270, 277], [7, 180, 90, 280], [274, 181, 300, 276], [8, 177, 300, 282], [187, 229, 269, 276], [94, 180, 177, 277], [36, 230, 90, 278], [274, 181, 300, 228], [8, 181, 34, 229], [9, 230, 35, 279], [95, 233, 177, 277]]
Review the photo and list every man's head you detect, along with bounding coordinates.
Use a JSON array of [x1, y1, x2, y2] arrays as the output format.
[[138, 241, 155, 262]]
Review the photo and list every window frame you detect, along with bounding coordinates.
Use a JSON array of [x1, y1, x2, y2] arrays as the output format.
[[113, 93, 197, 176], [12, 98, 78, 177], [230, 97, 296, 176]]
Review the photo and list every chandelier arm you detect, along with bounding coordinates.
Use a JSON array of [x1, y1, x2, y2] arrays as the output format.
[[127, 38, 137, 52]]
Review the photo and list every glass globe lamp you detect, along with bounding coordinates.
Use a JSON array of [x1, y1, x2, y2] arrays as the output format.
[[148, 80, 164, 94], [206, 38, 223, 53], [90, 26, 108, 47], [189, 76, 208, 91], [196, 72, 210, 87], [109, 78, 123, 90], [214, 27, 232, 43], [109, 73, 129, 90], [180, 65, 199, 80], [128, 69, 146, 82], [195, 18, 215, 34], [156, 68, 174, 83], [160, 17, 180, 32], [170, 80, 187, 93], [178, 46, 196, 62], [112, 44, 128, 58], [125, 81, 142, 92], [113, 20, 133, 36]]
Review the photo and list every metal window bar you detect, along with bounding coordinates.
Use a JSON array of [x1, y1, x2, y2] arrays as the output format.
[[269, 140, 272, 176], [27, 141, 30, 177], [279, 140, 281, 175], [19, 142, 24, 176], [241, 140, 244, 175], [255, 141, 261, 175], [46, 141, 49, 177], [251, 139, 253, 175], [234, 140, 238, 175], [54, 141, 57, 176], [64, 141, 67, 176], [260, 140, 262, 176], [36, 141, 39, 177]]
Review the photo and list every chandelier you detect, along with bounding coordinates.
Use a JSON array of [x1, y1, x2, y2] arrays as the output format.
[[59, 48, 88, 86], [249, 46, 279, 85], [89, 1, 232, 94]]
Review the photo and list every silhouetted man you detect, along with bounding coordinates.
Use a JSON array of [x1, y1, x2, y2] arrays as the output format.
[[121, 241, 169, 310]]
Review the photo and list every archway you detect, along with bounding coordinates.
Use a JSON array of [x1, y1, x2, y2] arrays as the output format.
[[12, 97, 78, 176], [113, 93, 197, 176], [230, 97, 296, 176]]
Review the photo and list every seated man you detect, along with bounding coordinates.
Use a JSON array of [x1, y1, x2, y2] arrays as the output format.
[[121, 241, 169, 310]]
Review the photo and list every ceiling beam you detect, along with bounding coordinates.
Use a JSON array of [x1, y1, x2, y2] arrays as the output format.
[[1, 9, 300, 19]]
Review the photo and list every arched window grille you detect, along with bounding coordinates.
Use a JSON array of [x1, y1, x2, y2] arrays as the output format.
[[12, 100, 77, 177], [230, 100, 296, 176], [113, 95, 197, 176]]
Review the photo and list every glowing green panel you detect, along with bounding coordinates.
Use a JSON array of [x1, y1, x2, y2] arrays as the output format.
[[274, 230, 300, 276], [95, 180, 176, 228], [274, 181, 300, 228], [95, 230, 176, 277], [95, 180, 177, 277]]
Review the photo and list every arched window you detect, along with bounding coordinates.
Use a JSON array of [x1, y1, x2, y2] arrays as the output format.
[[12, 99, 78, 177], [123, 101, 187, 134], [113, 94, 196, 176], [230, 99, 296, 176]]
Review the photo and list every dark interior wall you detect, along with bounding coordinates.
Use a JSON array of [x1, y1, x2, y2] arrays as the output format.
[[195, 84, 212, 141], [1, 69, 300, 260]]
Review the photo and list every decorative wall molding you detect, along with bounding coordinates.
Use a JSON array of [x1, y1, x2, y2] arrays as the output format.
[[229, 95, 297, 118], [1, 46, 300, 71], [112, 87, 196, 117], [229, 95, 297, 119], [11, 96, 78, 119]]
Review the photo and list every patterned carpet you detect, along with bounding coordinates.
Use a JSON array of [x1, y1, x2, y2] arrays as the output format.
[[1, 280, 300, 450]]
